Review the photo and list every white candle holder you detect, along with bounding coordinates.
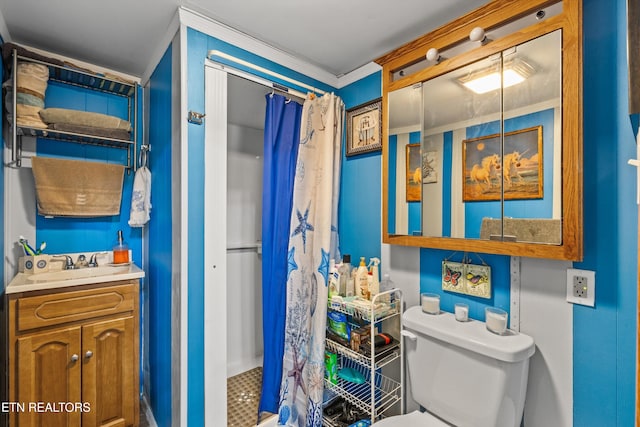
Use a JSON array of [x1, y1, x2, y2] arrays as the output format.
[[485, 307, 508, 335], [455, 303, 469, 322], [421, 293, 440, 315]]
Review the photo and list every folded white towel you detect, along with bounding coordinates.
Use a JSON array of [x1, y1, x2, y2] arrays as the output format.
[[128, 166, 151, 227]]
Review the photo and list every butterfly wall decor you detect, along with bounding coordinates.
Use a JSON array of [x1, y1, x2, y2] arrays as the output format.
[[442, 260, 491, 298]]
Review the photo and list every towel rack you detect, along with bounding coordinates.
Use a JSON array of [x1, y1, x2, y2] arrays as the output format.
[[8, 49, 139, 173], [227, 242, 262, 254]]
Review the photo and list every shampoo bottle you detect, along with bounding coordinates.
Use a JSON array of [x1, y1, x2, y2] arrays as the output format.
[[355, 257, 369, 299], [113, 230, 129, 264]]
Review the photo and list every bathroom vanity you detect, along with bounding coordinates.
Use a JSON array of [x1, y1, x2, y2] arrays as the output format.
[[4, 263, 144, 427]]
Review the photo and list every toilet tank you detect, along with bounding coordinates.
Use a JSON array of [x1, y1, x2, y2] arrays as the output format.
[[402, 306, 535, 427]]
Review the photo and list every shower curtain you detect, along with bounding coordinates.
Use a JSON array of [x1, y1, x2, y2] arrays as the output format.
[[278, 93, 344, 427], [259, 93, 303, 417]]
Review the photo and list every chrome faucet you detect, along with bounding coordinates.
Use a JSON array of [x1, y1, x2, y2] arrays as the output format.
[[52, 255, 75, 270], [88, 252, 107, 268]]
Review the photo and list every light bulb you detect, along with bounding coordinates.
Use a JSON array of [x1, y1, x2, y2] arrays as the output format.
[[426, 48, 440, 62], [470, 27, 486, 42]]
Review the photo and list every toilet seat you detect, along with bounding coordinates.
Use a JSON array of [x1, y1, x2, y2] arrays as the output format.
[[373, 410, 451, 426]]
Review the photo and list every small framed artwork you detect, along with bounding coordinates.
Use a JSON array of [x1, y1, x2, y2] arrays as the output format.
[[462, 125, 543, 202], [346, 98, 382, 156], [406, 143, 421, 202], [442, 260, 491, 299], [422, 150, 438, 183]]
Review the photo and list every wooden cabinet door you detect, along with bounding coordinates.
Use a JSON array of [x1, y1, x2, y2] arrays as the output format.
[[16, 326, 82, 427], [81, 317, 137, 427]]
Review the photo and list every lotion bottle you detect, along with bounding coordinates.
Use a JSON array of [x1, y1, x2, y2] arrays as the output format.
[[355, 257, 369, 299], [113, 230, 129, 264]]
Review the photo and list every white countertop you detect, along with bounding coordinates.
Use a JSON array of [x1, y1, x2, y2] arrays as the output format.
[[6, 263, 145, 294]]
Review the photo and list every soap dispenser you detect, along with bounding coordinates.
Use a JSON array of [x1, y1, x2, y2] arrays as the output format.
[[113, 230, 129, 264]]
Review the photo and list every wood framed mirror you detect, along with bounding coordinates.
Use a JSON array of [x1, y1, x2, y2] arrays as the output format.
[[376, 0, 583, 260]]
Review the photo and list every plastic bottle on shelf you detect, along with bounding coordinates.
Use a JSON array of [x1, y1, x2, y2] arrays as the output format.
[[338, 254, 352, 296], [355, 257, 369, 299], [328, 259, 339, 299], [368, 257, 381, 300], [379, 273, 395, 304]]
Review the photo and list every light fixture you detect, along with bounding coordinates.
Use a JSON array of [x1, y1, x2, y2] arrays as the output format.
[[469, 27, 487, 43], [426, 47, 441, 62], [458, 58, 534, 94]]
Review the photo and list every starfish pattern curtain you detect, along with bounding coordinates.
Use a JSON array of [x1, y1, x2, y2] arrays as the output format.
[[277, 93, 343, 426]]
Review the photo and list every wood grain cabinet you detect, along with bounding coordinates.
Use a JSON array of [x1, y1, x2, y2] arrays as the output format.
[[7, 280, 139, 427]]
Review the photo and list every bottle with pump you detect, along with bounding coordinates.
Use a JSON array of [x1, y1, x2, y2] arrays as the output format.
[[113, 230, 129, 264], [368, 257, 381, 300], [355, 257, 369, 299]]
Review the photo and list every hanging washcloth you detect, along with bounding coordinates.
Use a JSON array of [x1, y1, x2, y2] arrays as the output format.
[[128, 165, 151, 227]]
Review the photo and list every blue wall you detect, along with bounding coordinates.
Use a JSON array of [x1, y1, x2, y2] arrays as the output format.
[[337, 72, 382, 263], [185, 27, 336, 426], [147, 45, 173, 427], [574, 0, 637, 424]]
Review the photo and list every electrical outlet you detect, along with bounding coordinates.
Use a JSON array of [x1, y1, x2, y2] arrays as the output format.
[[566, 268, 595, 307], [573, 275, 588, 298]]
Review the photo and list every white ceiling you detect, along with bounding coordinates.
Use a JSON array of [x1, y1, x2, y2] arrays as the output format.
[[0, 0, 488, 81]]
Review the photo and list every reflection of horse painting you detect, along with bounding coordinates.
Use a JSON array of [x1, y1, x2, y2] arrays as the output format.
[[470, 154, 499, 189], [412, 167, 421, 184], [502, 151, 523, 186]]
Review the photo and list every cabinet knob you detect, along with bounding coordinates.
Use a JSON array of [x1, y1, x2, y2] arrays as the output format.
[[71, 354, 79, 362], [85, 350, 94, 359]]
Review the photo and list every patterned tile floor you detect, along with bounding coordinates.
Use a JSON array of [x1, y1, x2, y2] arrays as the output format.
[[228, 367, 276, 427]]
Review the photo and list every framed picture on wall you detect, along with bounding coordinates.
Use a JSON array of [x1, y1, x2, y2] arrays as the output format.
[[346, 98, 382, 156], [462, 126, 543, 202], [406, 143, 421, 202]]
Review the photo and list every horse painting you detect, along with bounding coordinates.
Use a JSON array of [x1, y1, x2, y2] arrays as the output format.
[[469, 154, 499, 189], [502, 151, 524, 187]]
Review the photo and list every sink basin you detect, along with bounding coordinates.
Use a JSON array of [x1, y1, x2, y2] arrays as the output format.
[[27, 266, 131, 282]]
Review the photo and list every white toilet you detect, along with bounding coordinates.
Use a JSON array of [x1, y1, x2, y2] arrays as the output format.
[[375, 305, 535, 427]]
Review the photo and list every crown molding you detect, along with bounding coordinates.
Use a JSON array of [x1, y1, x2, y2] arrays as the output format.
[[141, 11, 180, 85]]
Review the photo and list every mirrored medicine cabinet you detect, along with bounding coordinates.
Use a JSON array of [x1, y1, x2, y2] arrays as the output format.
[[376, 0, 583, 260]]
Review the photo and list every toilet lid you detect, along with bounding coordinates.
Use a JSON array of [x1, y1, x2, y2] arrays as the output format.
[[373, 410, 450, 426]]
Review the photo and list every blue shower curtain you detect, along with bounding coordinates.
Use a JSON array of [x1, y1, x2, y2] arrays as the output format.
[[259, 93, 303, 417]]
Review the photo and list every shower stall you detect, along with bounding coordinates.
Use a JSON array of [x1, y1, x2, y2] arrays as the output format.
[[226, 74, 269, 427]]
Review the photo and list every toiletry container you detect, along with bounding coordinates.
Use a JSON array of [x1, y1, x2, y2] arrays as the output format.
[[379, 273, 394, 303], [328, 259, 339, 299], [368, 257, 380, 299], [355, 257, 369, 299], [338, 254, 352, 296], [113, 230, 129, 264]]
